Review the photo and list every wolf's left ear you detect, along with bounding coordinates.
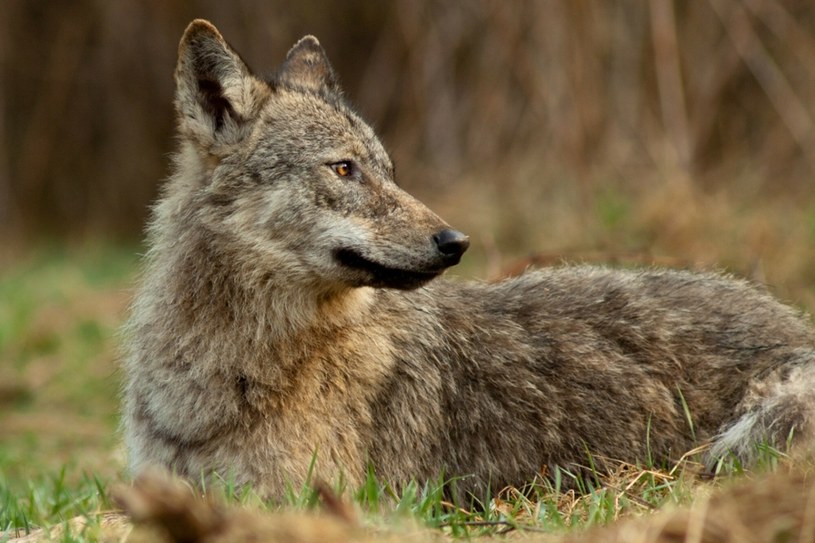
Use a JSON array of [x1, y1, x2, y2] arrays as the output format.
[[175, 20, 267, 150], [276, 36, 341, 95]]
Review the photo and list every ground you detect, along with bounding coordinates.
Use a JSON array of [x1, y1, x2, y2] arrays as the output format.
[[2, 173, 815, 541]]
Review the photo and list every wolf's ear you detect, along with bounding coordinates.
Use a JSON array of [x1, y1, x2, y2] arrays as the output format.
[[175, 20, 267, 150], [276, 36, 341, 95]]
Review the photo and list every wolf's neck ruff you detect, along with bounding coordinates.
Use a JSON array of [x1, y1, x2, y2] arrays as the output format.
[[147, 226, 378, 344], [122, 19, 815, 501]]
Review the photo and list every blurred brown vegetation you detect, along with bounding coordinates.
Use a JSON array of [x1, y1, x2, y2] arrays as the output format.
[[1, 0, 814, 244]]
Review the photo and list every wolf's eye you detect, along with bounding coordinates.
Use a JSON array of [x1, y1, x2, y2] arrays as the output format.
[[330, 161, 355, 178]]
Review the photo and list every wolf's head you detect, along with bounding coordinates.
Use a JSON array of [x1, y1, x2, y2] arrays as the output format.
[[165, 20, 467, 292]]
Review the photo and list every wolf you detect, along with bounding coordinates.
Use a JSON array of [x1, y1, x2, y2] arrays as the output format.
[[123, 19, 815, 501]]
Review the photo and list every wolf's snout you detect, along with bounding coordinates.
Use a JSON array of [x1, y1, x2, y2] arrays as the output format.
[[433, 229, 470, 262]]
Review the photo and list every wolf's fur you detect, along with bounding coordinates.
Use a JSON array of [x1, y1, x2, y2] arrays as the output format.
[[123, 20, 815, 500]]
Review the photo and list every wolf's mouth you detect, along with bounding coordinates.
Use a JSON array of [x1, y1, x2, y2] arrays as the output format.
[[334, 248, 445, 290]]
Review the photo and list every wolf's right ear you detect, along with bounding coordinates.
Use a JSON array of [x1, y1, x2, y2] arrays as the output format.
[[175, 20, 268, 151]]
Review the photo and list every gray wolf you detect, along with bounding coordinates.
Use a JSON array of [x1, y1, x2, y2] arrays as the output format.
[[122, 19, 815, 500]]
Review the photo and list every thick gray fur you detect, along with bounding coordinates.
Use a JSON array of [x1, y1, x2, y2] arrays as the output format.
[[122, 20, 815, 500]]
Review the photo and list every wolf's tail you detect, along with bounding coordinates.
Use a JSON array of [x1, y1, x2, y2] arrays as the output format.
[[707, 349, 815, 466]]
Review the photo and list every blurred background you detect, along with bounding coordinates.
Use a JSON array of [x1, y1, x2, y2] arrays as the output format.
[[2, 0, 815, 494], [2, 1, 815, 283]]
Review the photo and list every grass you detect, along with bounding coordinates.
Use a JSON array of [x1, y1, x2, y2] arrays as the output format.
[[0, 469, 113, 541], [0, 244, 135, 541], [1, 174, 814, 540]]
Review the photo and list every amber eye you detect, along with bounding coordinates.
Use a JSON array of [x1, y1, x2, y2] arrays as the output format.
[[330, 161, 354, 178]]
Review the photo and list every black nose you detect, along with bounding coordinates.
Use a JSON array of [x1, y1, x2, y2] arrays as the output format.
[[433, 229, 470, 260]]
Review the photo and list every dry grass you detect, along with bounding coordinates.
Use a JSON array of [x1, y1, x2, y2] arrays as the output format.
[[28, 455, 804, 543]]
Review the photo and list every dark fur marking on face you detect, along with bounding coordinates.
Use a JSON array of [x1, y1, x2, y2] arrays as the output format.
[[313, 187, 339, 210]]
